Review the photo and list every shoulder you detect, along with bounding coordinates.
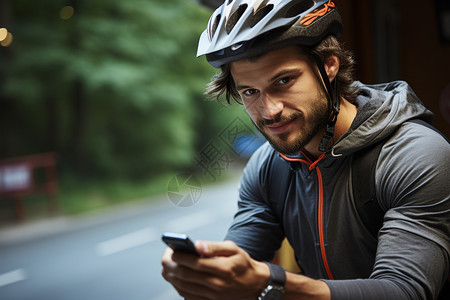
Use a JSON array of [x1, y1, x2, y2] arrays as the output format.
[[392, 120, 449, 146], [375, 119, 450, 209], [379, 120, 450, 171], [377, 119, 450, 183], [376, 119, 450, 205], [240, 141, 289, 198], [242, 141, 278, 178]]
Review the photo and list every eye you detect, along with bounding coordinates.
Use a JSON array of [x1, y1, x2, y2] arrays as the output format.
[[242, 88, 258, 96], [277, 77, 291, 85]]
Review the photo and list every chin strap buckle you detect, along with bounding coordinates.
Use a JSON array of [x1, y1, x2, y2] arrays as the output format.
[[318, 101, 340, 153], [319, 124, 335, 153]]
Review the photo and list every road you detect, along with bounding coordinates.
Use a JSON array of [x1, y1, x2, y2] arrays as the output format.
[[0, 176, 241, 300]]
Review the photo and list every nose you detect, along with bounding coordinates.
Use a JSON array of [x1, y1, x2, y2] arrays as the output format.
[[260, 92, 283, 120]]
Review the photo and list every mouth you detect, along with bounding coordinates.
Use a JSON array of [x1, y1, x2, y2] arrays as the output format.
[[265, 118, 296, 135]]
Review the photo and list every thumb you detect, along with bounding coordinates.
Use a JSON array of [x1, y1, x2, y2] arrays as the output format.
[[195, 240, 240, 257]]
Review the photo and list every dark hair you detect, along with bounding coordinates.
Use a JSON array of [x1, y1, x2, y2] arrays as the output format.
[[205, 35, 358, 105]]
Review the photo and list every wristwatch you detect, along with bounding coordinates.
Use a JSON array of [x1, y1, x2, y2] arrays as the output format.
[[258, 262, 286, 300]]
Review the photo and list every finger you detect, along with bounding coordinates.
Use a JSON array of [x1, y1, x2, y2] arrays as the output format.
[[163, 254, 219, 286], [166, 269, 221, 300], [174, 241, 249, 278], [165, 254, 237, 290], [171, 250, 203, 267], [195, 255, 244, 278], [162, 248, 202, 285], [162, 247, 174, 263], [161, 247, 176, 276], [170, 252, 231, 276], [171, 280, 213, 300], [180, 254, 246, 279], [162, 247, 228, 299], [195, 240, 240, 257]]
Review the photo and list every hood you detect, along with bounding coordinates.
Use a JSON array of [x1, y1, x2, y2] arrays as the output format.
[[332, 81, 434, 157]]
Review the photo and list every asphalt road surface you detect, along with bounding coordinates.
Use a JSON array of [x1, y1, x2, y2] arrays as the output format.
[[0, 176, 241, 300]]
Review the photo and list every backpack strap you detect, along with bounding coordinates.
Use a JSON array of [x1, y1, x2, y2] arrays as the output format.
[[351, 139, 386, 238]]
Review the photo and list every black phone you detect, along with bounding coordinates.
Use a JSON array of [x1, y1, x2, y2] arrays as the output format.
[[162, 232, 199, 256]]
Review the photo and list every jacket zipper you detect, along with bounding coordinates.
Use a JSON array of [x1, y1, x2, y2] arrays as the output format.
[[315, 166, 334, 279], [280, 152, 334, 279]]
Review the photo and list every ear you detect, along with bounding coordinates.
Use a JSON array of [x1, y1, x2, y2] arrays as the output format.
[[324, 55, 340, 82]]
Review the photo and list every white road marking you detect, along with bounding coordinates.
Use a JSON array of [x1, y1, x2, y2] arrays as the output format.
[[165, 210, 217, 233], [96, 227, 158, 256], [96, 205, 233, 257], [0, 269, 27, 287], [153, 288, 180, 300]]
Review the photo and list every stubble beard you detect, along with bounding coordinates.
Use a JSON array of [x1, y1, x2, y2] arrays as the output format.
[[254, 93, 330, 155]]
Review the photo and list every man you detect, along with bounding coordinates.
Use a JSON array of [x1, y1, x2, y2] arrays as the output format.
[[161, 0, 450, 299]]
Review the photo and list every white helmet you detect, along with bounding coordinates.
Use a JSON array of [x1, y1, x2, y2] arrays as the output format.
[[197, 0, 342, 68]]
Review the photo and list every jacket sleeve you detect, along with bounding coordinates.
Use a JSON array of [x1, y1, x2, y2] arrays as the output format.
[[224, 143, 285, 262], [324, 230, 449, 300], [327, 121, 450, 300]]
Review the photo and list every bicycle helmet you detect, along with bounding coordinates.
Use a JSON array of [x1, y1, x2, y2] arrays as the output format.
[[197, 0, 343, 153], [197, 0, 342, 68]]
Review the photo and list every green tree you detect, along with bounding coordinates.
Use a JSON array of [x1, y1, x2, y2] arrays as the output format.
[[1, 0, 252, 184]]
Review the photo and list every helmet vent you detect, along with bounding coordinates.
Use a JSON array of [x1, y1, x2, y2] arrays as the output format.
[[285, 0, 314, 18], [250, 4, 274, 27], [210, 14, 221, 40], [226, 4, 248, 34], [227, 0, 233, 5]]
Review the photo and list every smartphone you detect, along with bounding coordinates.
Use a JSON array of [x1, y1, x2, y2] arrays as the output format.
[[162, 232, 199, 256]]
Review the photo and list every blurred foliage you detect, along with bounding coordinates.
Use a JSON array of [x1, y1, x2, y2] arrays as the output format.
[[0, 0, 252, 186]]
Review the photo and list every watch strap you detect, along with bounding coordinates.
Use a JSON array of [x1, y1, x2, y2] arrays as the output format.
[[264, 262, 286, 286]]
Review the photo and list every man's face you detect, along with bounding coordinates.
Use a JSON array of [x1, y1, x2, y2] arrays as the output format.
[[230, 46, 330, 155]]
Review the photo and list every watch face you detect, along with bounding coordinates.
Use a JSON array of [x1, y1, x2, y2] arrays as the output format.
[[261, 285, 284, 300]]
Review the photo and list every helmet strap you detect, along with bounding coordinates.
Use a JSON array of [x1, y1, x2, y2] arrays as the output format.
[[312, 53, 340, 153]]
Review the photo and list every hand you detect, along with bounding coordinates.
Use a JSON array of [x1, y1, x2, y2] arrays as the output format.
[[161, 240, 269, 300]]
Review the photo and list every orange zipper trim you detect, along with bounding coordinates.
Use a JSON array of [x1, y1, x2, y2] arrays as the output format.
[[279, 152, 334, 279], [316, 166, 334, 280]]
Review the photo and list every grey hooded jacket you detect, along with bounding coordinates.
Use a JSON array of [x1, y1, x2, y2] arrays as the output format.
[[225, 81, 450, 299]]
